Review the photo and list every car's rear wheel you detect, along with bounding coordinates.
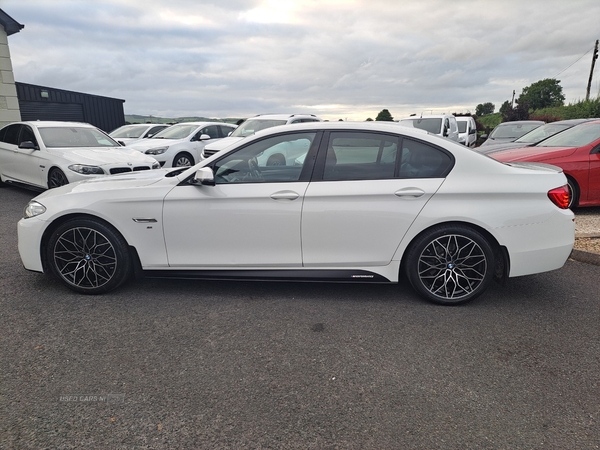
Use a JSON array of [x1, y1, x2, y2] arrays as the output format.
[[173, 152, 194, 167], [567, 177, 579, 209], [48, 168, 69, 188], [405, 225, 495, 305], [46, 218, 132, 294]]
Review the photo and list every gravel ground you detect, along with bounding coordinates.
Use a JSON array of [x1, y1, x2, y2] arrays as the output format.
[[573, 206, 600, 254]]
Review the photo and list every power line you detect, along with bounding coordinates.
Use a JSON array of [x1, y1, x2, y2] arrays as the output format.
[[553, 45, 596, 78]]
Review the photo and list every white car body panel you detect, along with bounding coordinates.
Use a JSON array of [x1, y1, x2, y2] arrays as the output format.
[[163, 182, 309, 267], [302, 178, 444, 266]]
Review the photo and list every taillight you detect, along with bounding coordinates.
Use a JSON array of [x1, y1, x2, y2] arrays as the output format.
[[548, 185, 570, 209]]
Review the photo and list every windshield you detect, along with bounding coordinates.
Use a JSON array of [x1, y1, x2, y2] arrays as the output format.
[[38, 127, 119, 148], [110, 125, 146, 139], [399, 118, 442, 134], [514, 123, 572, 144], [537, 122, 600, 147], [229, 119, 287, 138], [151, 124, 198, 140], [489, 123, 541, 139], [457, 121, 467, 133]]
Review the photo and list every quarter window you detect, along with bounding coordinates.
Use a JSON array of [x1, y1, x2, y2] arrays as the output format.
[[399, 139, 453, 178]]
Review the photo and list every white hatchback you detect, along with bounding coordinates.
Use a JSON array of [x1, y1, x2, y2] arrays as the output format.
[[128, 122, 237, 167], [0, 121, 160, 190], [18, 121, 574, 305]]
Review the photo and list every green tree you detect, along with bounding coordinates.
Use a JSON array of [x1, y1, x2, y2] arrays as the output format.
[[517, 78, 565, 111], [375, 109, 394, 121], [475, 102, 495, 116], [366, 117, 373, 121]]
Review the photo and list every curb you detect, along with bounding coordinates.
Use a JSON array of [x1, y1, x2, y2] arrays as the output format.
[[569, 249, 600, 266], [575, 232, 600, 238]]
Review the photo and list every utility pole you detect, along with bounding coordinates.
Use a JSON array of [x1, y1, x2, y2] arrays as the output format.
[[586, 39, 599, 101], [511, 90, 515, 108]]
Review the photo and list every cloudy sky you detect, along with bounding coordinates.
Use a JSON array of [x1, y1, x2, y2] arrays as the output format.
[[3, 0, 600, 121]]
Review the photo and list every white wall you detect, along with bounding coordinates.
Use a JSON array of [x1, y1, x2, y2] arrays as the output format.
[[0, 25, 21, 128]]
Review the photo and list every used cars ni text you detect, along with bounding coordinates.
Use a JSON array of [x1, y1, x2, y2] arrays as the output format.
[[0, 121, 160, 190], [18, 121, 574, 305]]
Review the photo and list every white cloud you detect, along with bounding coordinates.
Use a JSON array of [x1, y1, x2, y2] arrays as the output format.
[[3, 0, 600, 121]]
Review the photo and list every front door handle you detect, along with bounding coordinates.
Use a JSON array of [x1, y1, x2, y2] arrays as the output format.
[[270, 190, 300, 201], [394, 188, 425, 198]]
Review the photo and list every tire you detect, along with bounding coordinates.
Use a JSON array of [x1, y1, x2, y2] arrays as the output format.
[[46, 218, 132, 294], [48, 168, 69, 188], [266, 153, 286, 166], [173, 152, 194, 167], [567, 177, 579, 209], [405, 225, 495, 305]]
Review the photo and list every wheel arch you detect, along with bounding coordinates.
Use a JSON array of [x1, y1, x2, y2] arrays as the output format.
[[564, 173, 580, 208], [399, 220, 509, 283], [40, 213, 142, 276]]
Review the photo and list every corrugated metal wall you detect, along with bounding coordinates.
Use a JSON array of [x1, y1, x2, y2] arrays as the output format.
[[15, 82, 126, 132]]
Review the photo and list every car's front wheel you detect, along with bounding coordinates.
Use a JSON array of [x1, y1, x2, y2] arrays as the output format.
[[405, 225, 495, 305], [173, 152, 194, 167], [48, 168, 69, 188], [46, 218, 132, 294]]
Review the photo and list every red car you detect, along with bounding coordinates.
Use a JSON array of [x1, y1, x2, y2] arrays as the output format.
[[491, 119, 600, 208]]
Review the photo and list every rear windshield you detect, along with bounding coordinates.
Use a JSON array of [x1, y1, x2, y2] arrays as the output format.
[[399, 118, 442, 134], [230, 119, 287, 138], [489, 123, 541, 139]]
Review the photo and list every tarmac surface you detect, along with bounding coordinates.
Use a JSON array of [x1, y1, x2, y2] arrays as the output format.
[[1, 186, 599, 449]]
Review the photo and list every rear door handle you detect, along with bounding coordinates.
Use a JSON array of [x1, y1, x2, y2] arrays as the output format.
[[394, 188, 425, 198], [270, 190, 300, 201]]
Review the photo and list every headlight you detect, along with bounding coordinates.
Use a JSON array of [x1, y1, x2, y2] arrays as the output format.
[[152, 162, 160, 169], [145, 147, 168, 155], [68, 164, 105, 175], [24, 201, 46, 219]]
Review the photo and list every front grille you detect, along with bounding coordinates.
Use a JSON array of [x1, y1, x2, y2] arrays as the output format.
[[110, 167, 132, 175], [202, 148, 219, 158], [109, 166, 151, 175]]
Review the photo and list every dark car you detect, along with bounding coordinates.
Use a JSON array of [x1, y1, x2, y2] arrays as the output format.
[[480, 120, 544, 147], [477, 119, 595, 155]]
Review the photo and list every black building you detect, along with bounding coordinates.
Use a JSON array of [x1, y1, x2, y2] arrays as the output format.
[[15, 82, 126, 132]]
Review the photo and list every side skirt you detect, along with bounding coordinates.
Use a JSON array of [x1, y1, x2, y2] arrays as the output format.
[[142, 269, 392, 283]]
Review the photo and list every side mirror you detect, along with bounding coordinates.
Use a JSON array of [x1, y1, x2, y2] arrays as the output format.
[[480, 134, 488, 140], [193, 167, 215, 186], [117, 140, 126, 146], [199, 134, 211, 141], [19, 141, 39, 150]]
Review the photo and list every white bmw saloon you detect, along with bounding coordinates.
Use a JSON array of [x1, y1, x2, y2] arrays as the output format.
[[18, 121, 575, 305]]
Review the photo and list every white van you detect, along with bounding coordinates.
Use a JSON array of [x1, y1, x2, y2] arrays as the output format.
[[397, 114, 459, 142], [456, 116, 477, 147]]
